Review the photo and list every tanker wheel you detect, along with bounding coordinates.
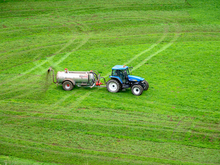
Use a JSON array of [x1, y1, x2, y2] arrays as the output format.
[[131, 85, 143, 96], [107, 79, 120, 93], [62, 81, 74, 91], [143, 80, 149, 91]]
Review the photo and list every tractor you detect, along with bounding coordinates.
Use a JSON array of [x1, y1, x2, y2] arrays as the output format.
[[106, 65, 149, 96]]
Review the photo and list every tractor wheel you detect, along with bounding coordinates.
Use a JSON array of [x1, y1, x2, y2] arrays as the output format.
[[131, 85, 143, 96], [62, 81, 74, 91], [143, 80, 149, 91], [107, 79, 121, 93]]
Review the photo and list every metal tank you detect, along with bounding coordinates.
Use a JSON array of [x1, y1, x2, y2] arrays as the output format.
[[56, 71, 95, 85]]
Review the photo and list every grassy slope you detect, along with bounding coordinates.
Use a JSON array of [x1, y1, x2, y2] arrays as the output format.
[[0, 0, 219, 164]]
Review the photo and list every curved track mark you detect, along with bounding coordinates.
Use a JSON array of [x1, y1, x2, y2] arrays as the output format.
[[15, 22, 91, 99], [9, 26, 91, 101], [50, 35, 90, 70], [52, 91, 78, 106], [23, 37, 78, 75], [0, 21, 90, 89], [0, 38, 77, 87], [124, 32, 168, 66], [70, 91, 92, 109], [48, 21, 92, 106], [133, 32, 180, 71], [103, 25, 168, 78]]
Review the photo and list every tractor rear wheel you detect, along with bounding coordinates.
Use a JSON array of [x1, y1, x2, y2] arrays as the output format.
[[62, 81, 74, 91], [143, 80, 149, 91], [107, 79, 121, 93], [131, 85, 143, 96]]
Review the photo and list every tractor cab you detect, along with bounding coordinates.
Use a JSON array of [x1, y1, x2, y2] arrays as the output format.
[[110, 65, 144, 83], [111, 65, 131, 83]]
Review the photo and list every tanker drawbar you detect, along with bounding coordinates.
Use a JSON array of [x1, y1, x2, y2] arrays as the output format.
[[47, 67, 106, 91]]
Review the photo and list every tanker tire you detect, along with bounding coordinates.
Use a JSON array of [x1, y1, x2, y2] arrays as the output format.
[[62, 81, 74, 91], [131, 85, 143, 96], [143, 80, 149, 91], [107, 79, 120, 93]]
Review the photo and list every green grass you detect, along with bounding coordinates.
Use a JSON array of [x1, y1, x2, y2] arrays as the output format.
[[0, 0, 220, 164]]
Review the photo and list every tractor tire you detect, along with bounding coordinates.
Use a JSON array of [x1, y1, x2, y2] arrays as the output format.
[[107, 79, 121, 93], [62, 81, 74, 91], [143, 80, 149, 91], [131, 85, 143, 96]]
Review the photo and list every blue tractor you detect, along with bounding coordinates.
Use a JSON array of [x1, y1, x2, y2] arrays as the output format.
[[106, 65, 149, 96]]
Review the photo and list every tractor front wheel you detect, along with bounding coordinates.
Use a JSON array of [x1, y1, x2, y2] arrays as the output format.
[[107, 79, 121, 93], [143, 80, 149, 91], [131, 85, 143, 96], [62, 81, 74, 91]]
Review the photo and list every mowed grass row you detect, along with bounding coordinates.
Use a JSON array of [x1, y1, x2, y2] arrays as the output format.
[[0, 0, 220, 164]]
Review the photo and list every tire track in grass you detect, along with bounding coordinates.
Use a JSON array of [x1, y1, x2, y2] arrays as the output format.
[[13, 35, 89, 100], [1, 136, 216, 165], [0, 19, 80, 57], [0, 21, 90, 99], [44, 23, 92, 106], [25, 22, 91, 99], [0, 75, 41, 97], [0, 140, 165, 165], [103, 25, 169, 78], [123, 26, 168, 66], [0, 37, 77, 87], [3, 112, 220, 151], [70, 91, 92, 109], [1, 121, 219, 161], [0, 42, 67, 61], [47, 21, 92, 107], [5, 113, 216, 141], [3, 107, 219, 134], [46, 34, 90, 72], [132, 31, 180, 72], [2, 112, 219, 146], [0, 20, 88, 83], [124, 42, 162, 66], [19, 42, 88, 99], [6, 39, 83, 101], [1, 134, 219, 165], [22, 37, 78, 75], [52, 90, 78, 106], [36, 38, 77, 73], [3, 104, 219, 132], [1, 113, 174, 133]]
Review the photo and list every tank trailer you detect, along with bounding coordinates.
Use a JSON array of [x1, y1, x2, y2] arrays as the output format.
[[48, 65, 149, 96]]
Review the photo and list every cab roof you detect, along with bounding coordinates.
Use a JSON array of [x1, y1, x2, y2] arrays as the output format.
[[112, 65, 128, 70]]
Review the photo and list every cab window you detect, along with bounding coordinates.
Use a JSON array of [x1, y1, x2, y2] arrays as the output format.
[[112, 70, 118, 76], [126, 68, 130, 75]]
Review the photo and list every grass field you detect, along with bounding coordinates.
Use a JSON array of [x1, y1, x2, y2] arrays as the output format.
[[0, 0, 220, 164]]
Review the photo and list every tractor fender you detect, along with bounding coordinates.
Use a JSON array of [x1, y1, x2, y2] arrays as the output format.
[[132, 81, 147, 90], [109, 76, 123, 84], [62, 79, 75, 86]]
